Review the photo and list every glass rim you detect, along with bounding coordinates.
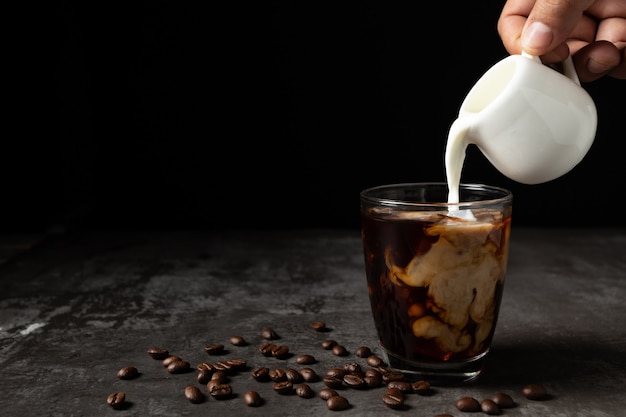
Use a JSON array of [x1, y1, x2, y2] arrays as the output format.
[[360, 182, 513, 208]]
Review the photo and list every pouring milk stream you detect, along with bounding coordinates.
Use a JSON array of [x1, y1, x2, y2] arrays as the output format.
[[445, 52, 597, 210]]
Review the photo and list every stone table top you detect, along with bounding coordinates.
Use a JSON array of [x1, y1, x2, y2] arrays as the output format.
[[1, 228, 625, 416]]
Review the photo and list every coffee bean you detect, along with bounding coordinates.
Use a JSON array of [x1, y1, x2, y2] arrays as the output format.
[[261, 327, 279, 340], [381, 370, 405, 383], [211, 370, 228, 383], [355, 346, 372, 358], [213, 360, 232, 372], [162, 355, 182, 367], [259, 343, 278, 357], [366, 354, 384, 367], [285, 368, 303, 383], [481, 399, 501, 415], [196, 367, 212, 384], [387, 380, 411, 392], [204, 343, 225, 355], [323, 376, 344, 389], [321, 339, 337, 350], [490, 392, 515, 408], [455, 396, 481, 412], [342, 362, 361, 373], [272, 345, 290, 359], [318, 388, 338, 400], [184, 385, 205, 404], [269, 368, 287, 382], [208, 383, 233, 400], [243, 390, 262, 407], [299, 367, 318, 382], [296, 354, 317, 365], [226, 358, 247, 371], [229, 335, 248, 346], [273, 380, 294, 395], [331, 344, 348, 356], [326, 368, 347, 379], [117, 366, 139, 380], [412, 380, 432, 395], [364, 369, 383, 388], [522, 383, 548, 400], [296, 383, 315, 398], [382, 387, 405, 409], [326, 395, 350, 411], [311, 321, 328, 332], [251, 366, 270, 381], [167, 360, 190, 374], [147, 347, 169, 360], [106, 392, 126, 409], [343, 373, 367, 390]]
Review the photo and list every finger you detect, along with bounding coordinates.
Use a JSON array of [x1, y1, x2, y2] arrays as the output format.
[[572, 40, 623, 81], [522, 0, 595, 55]]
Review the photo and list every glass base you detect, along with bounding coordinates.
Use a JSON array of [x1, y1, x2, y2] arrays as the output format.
[[380, 347, 489, 386]]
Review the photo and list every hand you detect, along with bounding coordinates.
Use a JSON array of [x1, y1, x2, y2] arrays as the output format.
[[498, 0, 626, 82]]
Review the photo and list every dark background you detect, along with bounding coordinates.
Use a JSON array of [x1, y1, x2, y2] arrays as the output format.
[[4, 1, 624, 233]]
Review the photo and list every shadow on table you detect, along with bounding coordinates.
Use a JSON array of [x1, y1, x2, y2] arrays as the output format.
[[477, 337, 626, 388]]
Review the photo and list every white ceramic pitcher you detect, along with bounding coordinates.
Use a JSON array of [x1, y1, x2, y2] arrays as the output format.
[[447, 52, 597, 185]]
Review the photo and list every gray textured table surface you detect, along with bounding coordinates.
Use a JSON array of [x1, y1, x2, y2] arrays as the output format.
[[1, 228, 625, 417]]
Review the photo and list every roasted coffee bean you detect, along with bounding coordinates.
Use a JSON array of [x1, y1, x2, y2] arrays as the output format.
[[296, 354, 316, 365], [204, 343, 225, 355], [243, 390, 262, 407], [311, 321, 328, 332], [229, 335, 248, 346], [269, 368, 287, 382], [326, 368, 347, 379], [197, 368, 212, 384], [184, 385, 205, 404], [382, 387, 405, 409], [326, 395, 350, 411], [343, 373, 367, 390], [331, 344, 348, 356], [261, 327, 279, 340], [147, 347, 169, 360], [285, 368, 303, 383], [259, 343, 278, 357], [523, 383, 548, 400], [342, 362, 361, 373], [296, 383, 315, 398], [321, 339, 337, 350], [388, 380, 411, 392], [117, 366, 139, 380], [366, 354, 384, 367], [318, 388, 338, 400], [209, 383, 233, 400], [272, 345, 290, 359], [412, 380, 432, 395], [107, 392, 126, 409], [162, 355, 182, 367], [167, 360, 190, 374], [226, 358, 247, 371], [481, 399, 501, 415], [251, 366, 270, 381], [299, 367, 318, 382], [323, 376, 344, 389], [490, 392, 515, 408], [381, 370, 405, 383], [197, 362, 216, 373], [355, 346, 372, 358], [213, 361, 232, 372], [273, 380, 294, 395], [211, 370, 228, 383], [455, 396, 481, 412], [364, 369, 383, 388]]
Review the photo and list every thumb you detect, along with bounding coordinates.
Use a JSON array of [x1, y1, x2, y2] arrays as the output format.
[[521, 0, 594, 55]]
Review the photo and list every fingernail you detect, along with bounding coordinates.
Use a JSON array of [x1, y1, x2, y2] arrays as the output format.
[[522, 22, 553, 52], [587, 58, 611, 74]]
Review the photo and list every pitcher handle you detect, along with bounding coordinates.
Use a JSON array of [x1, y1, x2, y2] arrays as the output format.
[[521, 51, 581, 86]]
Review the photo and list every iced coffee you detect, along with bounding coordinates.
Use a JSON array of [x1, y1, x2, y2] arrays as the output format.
[[360, 183, 512, 385]]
